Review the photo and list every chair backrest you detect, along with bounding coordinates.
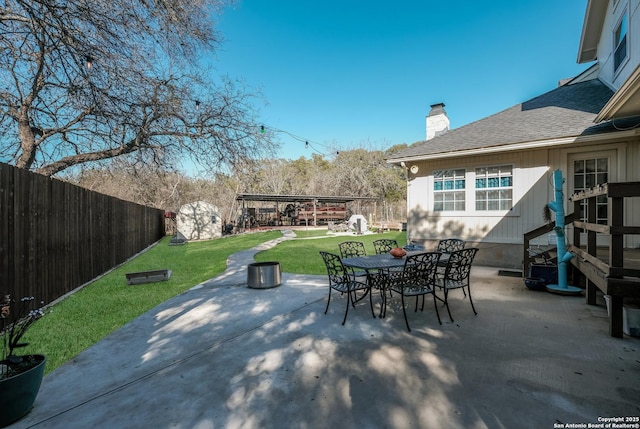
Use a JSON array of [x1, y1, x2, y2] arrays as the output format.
[[437, 238, 465, 253], [385, 252, 440, 289], [372, 239, 399, 255], [320, 251, 349, 286], [404, 252, 441, 285], [338, 241, 366, 258], [443, 248, 478, 282]]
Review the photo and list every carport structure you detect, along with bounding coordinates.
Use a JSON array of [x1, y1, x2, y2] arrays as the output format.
[[235, 193, 373, 230]]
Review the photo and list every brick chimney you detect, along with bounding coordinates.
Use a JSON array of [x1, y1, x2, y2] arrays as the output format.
[[426, 103, 450, 140]]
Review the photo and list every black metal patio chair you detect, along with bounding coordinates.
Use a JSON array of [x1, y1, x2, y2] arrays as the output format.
[[436, 238, 466, 276], [436, 247, 479, 322], [436, 238, 466, 254], [372, 239, 399, 255], [338, 241, 367, 258], [372, 252, 443, 332], [338, 240, 368, 281], [320, 251, 375, 325]]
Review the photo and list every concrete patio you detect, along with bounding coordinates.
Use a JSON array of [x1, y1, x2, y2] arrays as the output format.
[[9, 234, 640, 429]]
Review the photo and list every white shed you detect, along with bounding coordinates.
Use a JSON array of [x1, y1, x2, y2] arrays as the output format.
[[177, 201, 221, 241], [347, 214, 368, 233]]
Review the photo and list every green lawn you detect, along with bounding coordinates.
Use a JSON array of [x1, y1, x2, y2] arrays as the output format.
[[23, 231, 281, 374], [254, 230, 407, 274], [23, 229, 406, 374]]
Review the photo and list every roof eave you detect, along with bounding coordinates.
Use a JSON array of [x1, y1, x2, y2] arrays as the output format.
[[577, 0, 608, 64], [386, 131, 637, 165], [595, 64, 640, 122]]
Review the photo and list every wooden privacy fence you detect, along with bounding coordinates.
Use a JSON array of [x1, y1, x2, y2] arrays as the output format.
[[0, 163, 165, 306]]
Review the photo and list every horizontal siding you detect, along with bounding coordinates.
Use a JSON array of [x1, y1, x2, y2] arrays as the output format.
[[407, 139, 640, 247]]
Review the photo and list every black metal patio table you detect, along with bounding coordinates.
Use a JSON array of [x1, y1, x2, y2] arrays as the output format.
[[341, 253, 412, 317], [341, 253, 409, 272]]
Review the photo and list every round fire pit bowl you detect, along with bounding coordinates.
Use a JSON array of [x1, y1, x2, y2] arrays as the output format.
[[247, 261, 282, 289]]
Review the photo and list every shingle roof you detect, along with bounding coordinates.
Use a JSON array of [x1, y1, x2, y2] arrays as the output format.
[[388, 78, 618, 160]]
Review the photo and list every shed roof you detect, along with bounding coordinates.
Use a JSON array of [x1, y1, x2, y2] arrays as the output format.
[[387, 78, 630, 163], [235, 194, 374, 204]]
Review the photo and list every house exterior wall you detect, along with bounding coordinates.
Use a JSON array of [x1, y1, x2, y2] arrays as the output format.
[[406, 138, 640, 269], [596, 0, 640, 89]]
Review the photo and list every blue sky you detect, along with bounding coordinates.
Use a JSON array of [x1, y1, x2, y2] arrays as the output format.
[[212, 0, 591, 160]]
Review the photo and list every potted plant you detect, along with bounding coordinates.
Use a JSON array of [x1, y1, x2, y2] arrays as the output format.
[[1, 295, 46, 428]]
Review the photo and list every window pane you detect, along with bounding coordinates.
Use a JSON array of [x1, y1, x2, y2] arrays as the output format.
[[488, 177, 499, 188], [598, 205, 608, 220], [597, 158, 608, 172], [597, 173, 607, 184], [574, 160, 584, 173], [500, 177, 512, 187], [616, 13, 627, 43], [455, 179, 465, 189], [585, 159, 596, 173], [476, 178, 486, 188], [500, 189, 512, 199], [434, 181, 442, 191]]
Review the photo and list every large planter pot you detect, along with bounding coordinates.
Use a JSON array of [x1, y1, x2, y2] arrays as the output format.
[[0, 355, 46, 428]]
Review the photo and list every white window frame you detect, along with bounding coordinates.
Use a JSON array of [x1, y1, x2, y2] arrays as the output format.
[[572, 157, 609, 225], [614, 9, 628, 73], [474, 164, 514, 211], [433, 169, 466, 212]]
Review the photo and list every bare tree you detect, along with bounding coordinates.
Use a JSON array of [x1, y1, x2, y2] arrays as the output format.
[[0, 0, 275, 176]]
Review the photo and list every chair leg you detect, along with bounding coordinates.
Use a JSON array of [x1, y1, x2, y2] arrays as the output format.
[[324, 288, 332, 315], [466, 285, 478, 315], [443, 288, 454, 322], [400, 293, 411, 332], [342, 288, 350, 325], [368, 286, 375, 319], [432, 292, 443, 325]]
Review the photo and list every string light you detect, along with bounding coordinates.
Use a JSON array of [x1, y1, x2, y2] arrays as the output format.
[[259, 124, 339, 157], [85, 55, 93, 70]]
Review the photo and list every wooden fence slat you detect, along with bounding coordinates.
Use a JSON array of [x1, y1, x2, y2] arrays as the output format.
[[0, 163, 165, 305]]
